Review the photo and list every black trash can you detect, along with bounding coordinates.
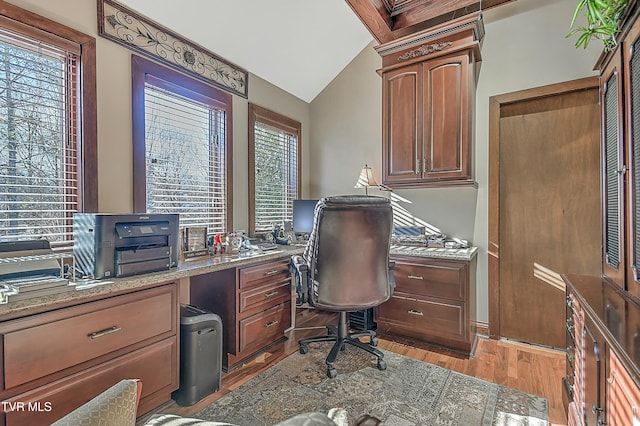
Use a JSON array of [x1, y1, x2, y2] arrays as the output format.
[[172, 304, 223, 406]]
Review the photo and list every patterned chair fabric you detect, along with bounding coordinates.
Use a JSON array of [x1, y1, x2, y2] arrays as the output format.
[[51, 379, 142, 426]]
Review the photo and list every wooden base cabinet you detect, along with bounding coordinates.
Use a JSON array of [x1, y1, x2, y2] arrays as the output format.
[[376, 255, 477, 355], [191, 258, 292, 372], [0, 282, 179, 425], [564, 274, 640, 426]]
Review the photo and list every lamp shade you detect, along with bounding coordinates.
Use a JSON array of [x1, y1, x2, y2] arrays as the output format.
[[354, 164, 378, 194]]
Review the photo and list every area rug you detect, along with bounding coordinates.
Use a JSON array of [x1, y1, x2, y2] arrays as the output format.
[[195, 342, 549, 426]]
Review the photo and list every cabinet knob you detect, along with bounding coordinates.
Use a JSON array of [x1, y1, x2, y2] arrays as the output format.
[[407, 309, 424, 316]]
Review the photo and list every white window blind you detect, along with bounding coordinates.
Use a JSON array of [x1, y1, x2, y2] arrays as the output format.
[[0, 29, 79, 249], [253, 120, 298, 233], [144, 83, 227, 235]]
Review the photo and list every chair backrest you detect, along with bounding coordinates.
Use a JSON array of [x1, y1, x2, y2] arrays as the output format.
[[305, 195, 393, 311]]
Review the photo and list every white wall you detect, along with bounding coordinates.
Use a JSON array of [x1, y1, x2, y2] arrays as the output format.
[[4, 0, 312, 232], [309, 0, 603, 324]]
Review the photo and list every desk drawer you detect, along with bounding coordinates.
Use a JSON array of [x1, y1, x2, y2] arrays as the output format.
[[239, 280, 290, 314], [377, 294, 466, 341], [2, 337, 177, 425], [239, 301, 291, 353], [239, 259, 290, 290], [393, 260, 466, 300], [2, 286, 175, 390]]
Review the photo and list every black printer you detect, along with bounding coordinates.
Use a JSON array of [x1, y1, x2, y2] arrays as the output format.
[[73, 213, 179, 279]]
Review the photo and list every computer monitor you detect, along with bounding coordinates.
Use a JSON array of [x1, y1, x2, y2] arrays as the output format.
[[293, 199, 319, 236]]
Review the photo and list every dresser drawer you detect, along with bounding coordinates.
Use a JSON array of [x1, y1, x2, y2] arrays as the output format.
[[239, 259, 290, 290], [393, 260, 466, 300], [1, 285, 176, 390], [239, 301, 291, 354], [2, 337, 177, 425], [377, 294, 466, 342], [239, 280, 290, 315]]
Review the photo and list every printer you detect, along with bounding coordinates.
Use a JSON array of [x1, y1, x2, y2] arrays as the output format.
[[73, 213, 179, 279]]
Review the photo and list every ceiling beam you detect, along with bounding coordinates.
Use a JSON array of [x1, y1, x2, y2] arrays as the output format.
[[345, 0, 516, 44]]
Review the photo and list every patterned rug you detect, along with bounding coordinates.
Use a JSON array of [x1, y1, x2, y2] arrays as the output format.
[[195, 342, 549, 426]]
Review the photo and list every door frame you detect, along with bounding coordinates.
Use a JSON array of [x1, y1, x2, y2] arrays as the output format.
[[488, 76, 600, 339]]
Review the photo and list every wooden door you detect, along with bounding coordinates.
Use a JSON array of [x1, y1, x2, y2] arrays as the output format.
[[489, 78, 601, 348], [382, 63, 422, 185]]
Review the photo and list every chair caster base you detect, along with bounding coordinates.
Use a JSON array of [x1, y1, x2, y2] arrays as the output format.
[[370, 337, 378, 346], [377, 358, 387, 371], [299, 344, 309, 355], [327, 366, 337, 378]]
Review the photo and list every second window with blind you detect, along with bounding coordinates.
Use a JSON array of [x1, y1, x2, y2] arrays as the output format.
[[249, 104, 301, 236], [132, 55, 232, 235]]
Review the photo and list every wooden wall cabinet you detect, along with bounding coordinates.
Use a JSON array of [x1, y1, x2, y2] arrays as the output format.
[[376, 254, 477, 355], [599, 6, 640, 296], [376, 13, 483, 188], [0, 283, 179, 425]]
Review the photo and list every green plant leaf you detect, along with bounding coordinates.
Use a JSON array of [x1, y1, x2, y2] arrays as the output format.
[[568, 0, 627, 51], [570, 0, 588, 28]]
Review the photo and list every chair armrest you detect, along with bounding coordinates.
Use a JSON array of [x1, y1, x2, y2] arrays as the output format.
[[388, 259, 396, 291], [291, 255, 309, 304]]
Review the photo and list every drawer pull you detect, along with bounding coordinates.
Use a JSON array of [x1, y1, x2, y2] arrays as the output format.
[[407, 275, 424, 280], [264, 291, 279, 298], [264, 270, 280, 276], [88, 326, 121, 340], [407, 309, 424, 316], [265, 320, 279, 328]]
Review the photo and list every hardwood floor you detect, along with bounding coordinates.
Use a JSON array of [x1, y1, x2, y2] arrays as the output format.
[[158, 308, 567, 425]]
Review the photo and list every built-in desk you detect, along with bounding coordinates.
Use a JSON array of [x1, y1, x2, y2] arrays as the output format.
[[0, 246, 301, 425]]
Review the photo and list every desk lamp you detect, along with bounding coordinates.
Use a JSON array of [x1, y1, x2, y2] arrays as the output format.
[[354, 164, 378, 195]]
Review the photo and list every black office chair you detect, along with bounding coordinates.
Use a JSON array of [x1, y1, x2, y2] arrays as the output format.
[[291, 195, 395, 378]]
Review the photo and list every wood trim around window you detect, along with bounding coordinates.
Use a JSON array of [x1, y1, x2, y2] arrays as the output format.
[[0, 0, 98, 212], [131, 54, 233, 232], [248, 103, 302, 236]]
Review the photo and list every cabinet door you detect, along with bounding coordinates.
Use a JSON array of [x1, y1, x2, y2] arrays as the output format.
[[607, 349, 640, 426], [625, 18, 640, 297], [382, 63, 422, 185], [601, 49, 625, 289], [423, 51, 473, 182]]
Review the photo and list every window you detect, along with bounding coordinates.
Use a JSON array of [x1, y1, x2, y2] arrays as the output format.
[[132, 55, 232, 235], [0, 6, 97, 249], [249, 103, 301, 235]]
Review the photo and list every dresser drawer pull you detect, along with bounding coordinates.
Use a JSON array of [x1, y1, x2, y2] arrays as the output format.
[[407, 275, 424, 280], [264, 270, 280, 276], [407, 309, 424, 316], [265, 320, 279, 328], [88, 326, 122, 340], [264, 290, 279, 298]]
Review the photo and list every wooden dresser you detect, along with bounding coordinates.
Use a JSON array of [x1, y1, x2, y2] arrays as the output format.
[[0, 282, 179, 425], [564, 274, 640, 426], [376, 250, 477, 355]]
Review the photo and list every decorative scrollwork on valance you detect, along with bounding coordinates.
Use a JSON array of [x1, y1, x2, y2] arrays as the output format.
[[397, 41, 453, 61], [98, 0, 248, 98]]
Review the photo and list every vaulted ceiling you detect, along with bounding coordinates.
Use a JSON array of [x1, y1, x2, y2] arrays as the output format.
[[117, 0, 515, 103]]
